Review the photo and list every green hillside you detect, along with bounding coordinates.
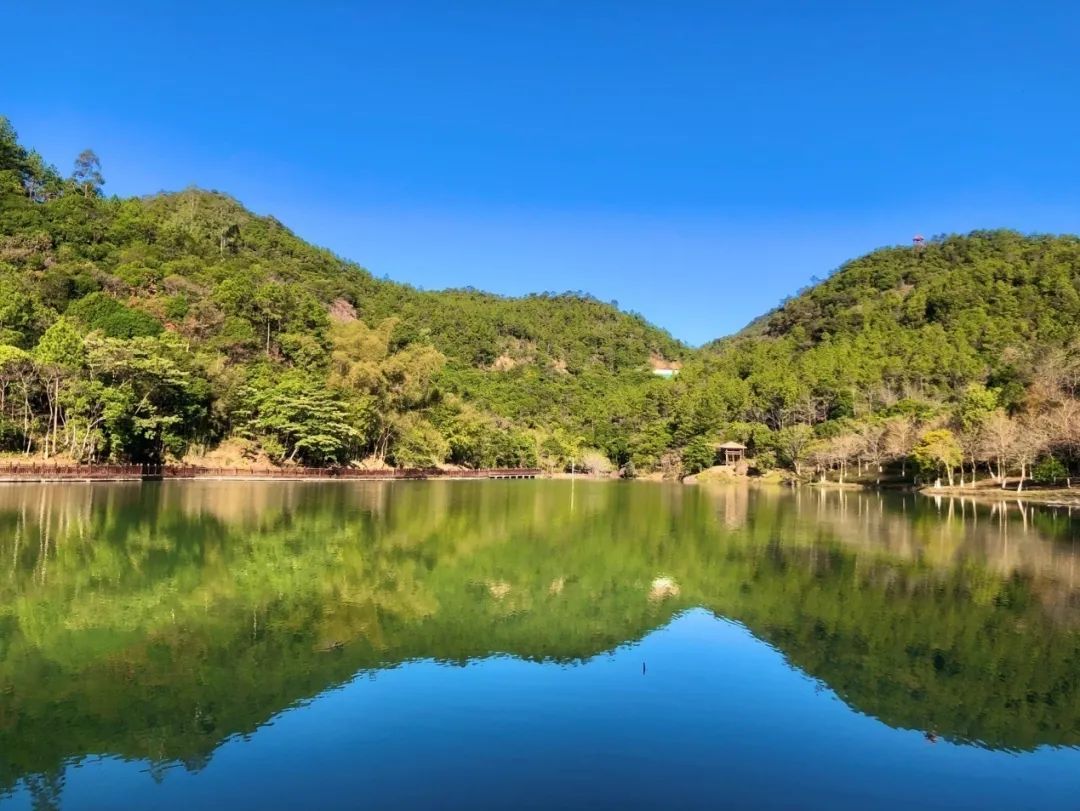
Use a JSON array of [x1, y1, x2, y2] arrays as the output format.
[[0, 116, 682, 469], [2, 113, 1079, 482], [672, 230, 1080, 483]]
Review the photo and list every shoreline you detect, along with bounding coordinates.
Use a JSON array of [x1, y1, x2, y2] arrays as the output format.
[[0, 467, 1077, 509], [0, 464, 543, 484], [807, 478, 1080, 507], [918, 485, 1080, 507]]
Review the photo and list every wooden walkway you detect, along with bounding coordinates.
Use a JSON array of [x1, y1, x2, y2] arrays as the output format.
[[0, 463, 541, 482]]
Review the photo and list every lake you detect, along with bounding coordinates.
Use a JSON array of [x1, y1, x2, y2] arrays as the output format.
[[2, 480, 1080, 810]]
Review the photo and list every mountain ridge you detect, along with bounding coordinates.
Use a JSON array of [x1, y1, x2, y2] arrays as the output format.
[[2, 114, 1079, 484]]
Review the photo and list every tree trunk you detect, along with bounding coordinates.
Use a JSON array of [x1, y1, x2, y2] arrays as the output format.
[[22, 392, 30, 455], [52, 378, 60, 459]]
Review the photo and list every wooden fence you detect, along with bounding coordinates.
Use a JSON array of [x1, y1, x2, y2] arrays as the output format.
[[0, 463, 143, 479], [0, 463, 540, 481], [156, 466, 541, 480]]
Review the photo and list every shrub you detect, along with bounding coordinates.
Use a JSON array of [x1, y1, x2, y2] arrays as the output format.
[[681, 437, 715, 474], [67, 292, 162, 338], [1032, 456, 1068, 484], [578, 450, 614, 475]]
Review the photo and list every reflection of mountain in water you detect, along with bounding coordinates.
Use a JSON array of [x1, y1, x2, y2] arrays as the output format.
[[2, 480, 1080, 795]]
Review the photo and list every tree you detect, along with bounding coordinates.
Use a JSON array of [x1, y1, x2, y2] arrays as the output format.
[[0, 345, 37, 453], [806, 439, 834, 481], [978, 410, 1019, 488], [1032, 455, 1067, 485], [955, 426, 981, 487], [245, 375, 360, 465], [829, 433, 861, 484], [884, 415, 918, 478], [22, 150, 61, 202], [774, 424, 813, 475], [389, 413, 448, 468], [0, 277, 42, 347], [912, 429, 963, 487], [71, 149, 104, 198], [954, 384, 999, 485], [856, 422, 887, 481], [0, 117, 61, 229], [253, 283, 288, 356], [219, 222, 241, 255], [329, 319, 444, 462], [33, 318, 86, 458], [682, 437, 715, 474], [578, 449, 614, 475], [1010, 418, 1048, 492], [1044, 400, 1080, 463], [84, 334, 210, 462], [956, 384, 999, 432], [0, 116, 24, 172]]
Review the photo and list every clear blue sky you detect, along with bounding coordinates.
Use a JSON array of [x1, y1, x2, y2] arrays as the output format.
[[3, 1, 1079, 345]]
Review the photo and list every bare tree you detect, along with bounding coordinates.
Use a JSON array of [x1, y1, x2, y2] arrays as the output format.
[[1045, 400, 1080, 461], [955, 426, 983, 487], [806, 440, 833, 482], [829, 433, 862, 484], [884, 415, 918, 478], [978, 410, 1019, 488], [1011, 418, 1049, 492], [857, 422, 887, 482]]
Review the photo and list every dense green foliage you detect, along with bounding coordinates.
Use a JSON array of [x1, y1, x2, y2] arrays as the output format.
[[672, 231, 1080, 484], [3, 113, 1080, 479], [698, 230, 1080, 414], [0, 116, 682, 467]]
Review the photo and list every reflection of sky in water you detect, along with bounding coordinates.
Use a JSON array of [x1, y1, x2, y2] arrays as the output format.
[[9, 610, 1078, 811], [3, 480, 1080, 809]]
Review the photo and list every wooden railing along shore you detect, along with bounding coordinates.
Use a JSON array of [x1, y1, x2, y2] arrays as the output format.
[[0, 463, 540, 481]]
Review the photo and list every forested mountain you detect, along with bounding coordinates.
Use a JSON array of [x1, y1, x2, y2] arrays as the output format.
[[672, 230, 1080, 484], [0, 116, 682, 469], [2, 113, 1079, 482]]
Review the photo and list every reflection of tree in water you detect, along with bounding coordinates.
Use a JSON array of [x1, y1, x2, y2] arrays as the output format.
[[2, 481, 1080, 799], [23, 771, 62, 811]]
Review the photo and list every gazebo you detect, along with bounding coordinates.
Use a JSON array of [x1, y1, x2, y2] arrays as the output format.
[[716, 441, 747, 466]]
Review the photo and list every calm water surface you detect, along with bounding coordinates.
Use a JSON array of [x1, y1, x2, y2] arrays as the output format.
[[2, 480, 1080, 809]]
